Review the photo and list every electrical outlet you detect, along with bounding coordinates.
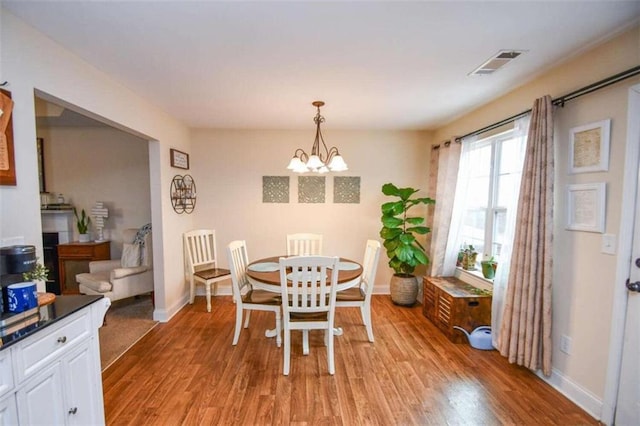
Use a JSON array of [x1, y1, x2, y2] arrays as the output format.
[[601, 233, 616, 255], [560, 335, 572, 355]]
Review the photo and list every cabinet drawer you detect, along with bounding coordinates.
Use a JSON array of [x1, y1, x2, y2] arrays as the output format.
[[0, 350, 13, 399], [14, 310, 91, 382], [58, 246, 93, 257]]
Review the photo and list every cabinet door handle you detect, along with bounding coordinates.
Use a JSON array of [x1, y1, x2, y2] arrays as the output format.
[[68, 407, 78, 415], [57, 336, 67, 343]]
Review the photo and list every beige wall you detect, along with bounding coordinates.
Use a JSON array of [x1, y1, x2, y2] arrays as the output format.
[[190, 128, 432, 290], [553, 78, 636, 403], [36, 126, 151, 258], [0, 11, 194, 320], [430, 25, 640, 418]]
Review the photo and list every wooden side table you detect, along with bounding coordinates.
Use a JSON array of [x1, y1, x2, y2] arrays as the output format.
[[423, 276, 492, 343], [57, 241, 110, 294]]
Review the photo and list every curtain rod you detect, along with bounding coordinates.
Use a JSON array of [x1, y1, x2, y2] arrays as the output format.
[[454, 65, 640, 143]]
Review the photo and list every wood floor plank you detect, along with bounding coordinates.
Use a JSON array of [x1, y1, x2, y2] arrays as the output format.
[[102, 296, 598, 425]]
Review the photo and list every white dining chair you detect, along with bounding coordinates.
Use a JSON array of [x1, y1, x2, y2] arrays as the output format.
[[286, 233, 323, 256], [279, 255, 339, 375], [335, 240, 381, 342], [183, 229, 231, 312], [227, 240, 282, 347]]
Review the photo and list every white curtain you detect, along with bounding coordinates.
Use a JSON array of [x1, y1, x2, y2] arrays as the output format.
[[491, 115, 530, 346], [442, 135, 477, 277], [428, 139, 461, 276], [441, 117, 530, 346]]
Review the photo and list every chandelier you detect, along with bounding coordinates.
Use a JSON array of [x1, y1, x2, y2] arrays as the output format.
[[286, 101, 348, 173]]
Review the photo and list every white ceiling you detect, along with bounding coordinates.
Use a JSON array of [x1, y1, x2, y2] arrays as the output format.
[[4, 1, 640, 130]]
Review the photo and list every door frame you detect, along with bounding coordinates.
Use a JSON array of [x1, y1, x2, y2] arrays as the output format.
[[601, 83, 640, 424]]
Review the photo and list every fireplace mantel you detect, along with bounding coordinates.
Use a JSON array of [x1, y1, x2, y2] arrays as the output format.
[[41, 209, 74, 243]]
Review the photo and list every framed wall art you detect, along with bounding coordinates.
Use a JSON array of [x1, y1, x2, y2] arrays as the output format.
[[0, 89, 16, 186], [569, 119, 610, 174], [170, 148, 189, 170], [566, 182, 606, 233]]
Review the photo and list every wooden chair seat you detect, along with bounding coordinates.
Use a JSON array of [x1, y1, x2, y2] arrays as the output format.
[[194, 268, 231, 281], [242, 290, 281, 305], [291, 311, 328, 322], [336, 287, 365, 302]]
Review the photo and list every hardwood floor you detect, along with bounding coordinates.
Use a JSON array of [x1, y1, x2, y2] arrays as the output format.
[[102, 295, 597, 425]]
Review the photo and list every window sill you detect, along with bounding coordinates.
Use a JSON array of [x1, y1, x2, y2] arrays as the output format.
[[454, 267, 493, 292]]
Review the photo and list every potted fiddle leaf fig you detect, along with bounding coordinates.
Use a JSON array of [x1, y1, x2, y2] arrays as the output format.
[[380, 183, 435, 306], [73, 207, 91, 242]]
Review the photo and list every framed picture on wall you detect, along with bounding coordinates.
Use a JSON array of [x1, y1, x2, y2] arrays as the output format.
[[569, 119, 610, 174], [566, 182, 606, 233], [170, 148, 189, 170], [0, 89, 17, 186]]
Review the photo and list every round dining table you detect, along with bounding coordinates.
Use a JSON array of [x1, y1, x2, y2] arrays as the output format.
[[246, 255, 363, 339], [246, 255, 363, 292]]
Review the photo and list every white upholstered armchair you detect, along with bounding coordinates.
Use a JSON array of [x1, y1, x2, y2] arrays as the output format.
[[76, 228, 154, 302]]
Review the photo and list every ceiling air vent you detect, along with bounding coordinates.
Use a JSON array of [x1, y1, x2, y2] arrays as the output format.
[[469, 50, 526, 76]]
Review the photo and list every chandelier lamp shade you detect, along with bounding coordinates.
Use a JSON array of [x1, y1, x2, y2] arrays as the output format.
[[286, 101, 348, 173]]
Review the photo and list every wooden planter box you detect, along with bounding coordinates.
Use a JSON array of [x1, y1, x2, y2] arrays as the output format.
[[423, 276, 492, 343]]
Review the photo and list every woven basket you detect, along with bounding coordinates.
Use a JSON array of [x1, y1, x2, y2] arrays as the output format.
[[390, 274, 418, 306]]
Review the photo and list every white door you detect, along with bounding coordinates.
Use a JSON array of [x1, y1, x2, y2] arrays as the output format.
[[614, 84, 640, 425]]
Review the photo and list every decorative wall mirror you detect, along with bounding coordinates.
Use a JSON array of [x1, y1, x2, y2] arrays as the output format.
[[170, 174, 196, 214]]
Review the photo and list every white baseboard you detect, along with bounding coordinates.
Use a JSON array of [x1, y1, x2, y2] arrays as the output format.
[[536, 368, 602, 421], [153, 293, 190, 323], [372, 283, 390, 294]]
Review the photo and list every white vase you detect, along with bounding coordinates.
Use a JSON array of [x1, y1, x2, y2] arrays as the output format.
[[78, 233, 91, 243]]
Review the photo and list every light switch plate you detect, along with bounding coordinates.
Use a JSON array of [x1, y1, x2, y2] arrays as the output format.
[[601, 233, 616, 255]]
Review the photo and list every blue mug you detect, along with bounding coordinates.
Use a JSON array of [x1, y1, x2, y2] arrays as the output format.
[[7, 282, 38, 313]]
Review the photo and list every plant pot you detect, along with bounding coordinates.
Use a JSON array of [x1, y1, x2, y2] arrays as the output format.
[[481, 261, 497, 279], [78, 233, 91, 243], [390, 274, 418, 306], [462, 252, 478, 270]]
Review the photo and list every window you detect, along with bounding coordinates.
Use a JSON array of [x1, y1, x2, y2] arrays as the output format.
[[449, 124, 528, 271]]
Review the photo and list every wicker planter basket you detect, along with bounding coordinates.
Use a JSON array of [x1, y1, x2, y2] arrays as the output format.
[[390, 274, 418, 306]]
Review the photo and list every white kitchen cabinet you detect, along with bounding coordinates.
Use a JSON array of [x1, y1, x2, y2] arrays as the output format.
[[0, 350, 13, 399], [16, 362, 66, 424], [64, 340, 103, 425], [0, 393, 18, 426], [1, 296, 109, 425]]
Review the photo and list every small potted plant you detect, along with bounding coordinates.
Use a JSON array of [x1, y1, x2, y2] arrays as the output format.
[[481, 255, 498, 279], [23, 258, 50, 283], [461, 244, 478, 271], [380, 183, 435, 306], [73, 207, 91, 242]]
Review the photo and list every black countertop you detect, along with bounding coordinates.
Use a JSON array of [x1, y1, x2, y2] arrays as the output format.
[[0, 294, 104, 351]]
